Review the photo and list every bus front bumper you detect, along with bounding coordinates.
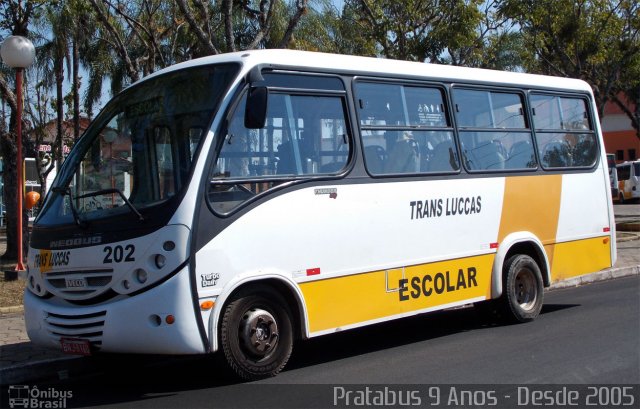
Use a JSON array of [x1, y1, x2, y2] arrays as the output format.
[[24, 266, 206, 355]]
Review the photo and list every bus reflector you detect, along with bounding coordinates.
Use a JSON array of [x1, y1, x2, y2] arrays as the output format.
[[200, 300, 215, 310], [165, 315, 175, 325], [603, 237, 610, 244], [490, 242, 499, 249], [603, 227, 610, 232], [306, 268, 320, 276]]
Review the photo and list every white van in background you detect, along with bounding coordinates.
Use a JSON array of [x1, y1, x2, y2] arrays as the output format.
[[616, 160, 640, 203]]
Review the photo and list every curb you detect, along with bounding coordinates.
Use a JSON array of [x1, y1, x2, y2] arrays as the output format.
[[0, 305, 23, 314], [617, 232, 640, 242], [549, 264, 640, 290]]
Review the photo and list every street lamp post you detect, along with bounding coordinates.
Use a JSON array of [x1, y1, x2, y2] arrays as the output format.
[[1, 35, 36, 273]]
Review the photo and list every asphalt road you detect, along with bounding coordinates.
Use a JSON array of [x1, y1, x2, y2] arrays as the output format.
[[39, 276, 640, 408]]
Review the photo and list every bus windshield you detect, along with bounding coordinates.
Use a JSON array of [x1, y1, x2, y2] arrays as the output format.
[[37, 64, 238, 226]]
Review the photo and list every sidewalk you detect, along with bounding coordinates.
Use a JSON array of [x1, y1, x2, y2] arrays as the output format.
[[1, 207, 639, 385]]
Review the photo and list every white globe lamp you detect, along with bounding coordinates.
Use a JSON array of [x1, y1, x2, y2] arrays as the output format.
[[1, 35, 36, 68]]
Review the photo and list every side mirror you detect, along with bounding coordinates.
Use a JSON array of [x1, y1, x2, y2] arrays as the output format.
[[244, 86, 268, 129]]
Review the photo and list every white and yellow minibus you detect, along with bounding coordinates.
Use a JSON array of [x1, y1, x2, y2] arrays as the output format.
[[25, 50, 615, 380]]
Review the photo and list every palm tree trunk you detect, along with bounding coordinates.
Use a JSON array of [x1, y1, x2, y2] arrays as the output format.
[[55, 53, 64, 170], [73, 36, 80, 141]]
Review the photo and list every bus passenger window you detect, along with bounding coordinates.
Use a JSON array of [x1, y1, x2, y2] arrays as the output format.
[[208, 91, 351, 213], [356, 82, 405, 126], [356, 81, 458, 175], [453, 88, 536, 171], [532, 94, 597, 169]]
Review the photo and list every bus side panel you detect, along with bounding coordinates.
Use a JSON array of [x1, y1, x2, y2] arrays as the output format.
[[546, 238, 612, 282], [550, 171, 614, 281], [198, 178, 505, 339], [299, 254, 493, 335], [496, 171, 613, 284]]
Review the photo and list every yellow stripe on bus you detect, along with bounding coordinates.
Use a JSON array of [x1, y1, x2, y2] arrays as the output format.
[[300, 254, 494, 334], [548, 237, 612, 282], [498, 174, 563, 266]]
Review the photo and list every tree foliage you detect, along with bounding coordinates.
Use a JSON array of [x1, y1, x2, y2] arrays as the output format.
[[500, 0, 640, 138], [343, 0, 483, 62]]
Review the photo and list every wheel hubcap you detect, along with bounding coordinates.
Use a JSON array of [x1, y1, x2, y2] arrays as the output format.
[[240, 308, 279, 357], [514, 268, 537, 311]]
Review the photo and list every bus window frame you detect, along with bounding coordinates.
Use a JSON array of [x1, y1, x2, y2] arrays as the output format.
[[353, 77, 461, 178], [451, 85, 539, 174], [528, 91, 600, 171], [206, 76, 356, 217]]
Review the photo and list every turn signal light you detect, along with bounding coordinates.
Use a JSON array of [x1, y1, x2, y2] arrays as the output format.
[[165, 315, 175, 325], [200, 300, 215, 310]]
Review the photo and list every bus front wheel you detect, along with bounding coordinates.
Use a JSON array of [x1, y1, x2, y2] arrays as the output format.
[[500, 254, 544, 323], [220, 288, 293, 380]]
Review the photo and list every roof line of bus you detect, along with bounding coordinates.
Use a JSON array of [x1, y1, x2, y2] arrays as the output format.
[[137, 49, 593, 93]]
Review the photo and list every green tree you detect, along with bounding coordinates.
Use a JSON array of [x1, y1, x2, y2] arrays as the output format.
[[289, 0, 376, 55], [43, 1, 73, 170], [500, 0, 640, 140], [443, 0, 524, 70], [344, 0, 483, 62], [175, 0, 310, 53]]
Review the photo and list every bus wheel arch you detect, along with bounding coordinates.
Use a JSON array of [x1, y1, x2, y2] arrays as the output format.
[[212, 277, 308, 379], [480, 235, 548, 323], [491, 235, 550, 300]]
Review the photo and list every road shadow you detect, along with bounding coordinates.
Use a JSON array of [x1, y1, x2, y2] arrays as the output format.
[[540, 303, 580, 314], [35, 302, 582, 407]]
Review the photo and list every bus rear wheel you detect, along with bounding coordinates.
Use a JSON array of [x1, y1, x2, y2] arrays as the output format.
[[500, 254, 544, 323], [220, 288, 293, 380]]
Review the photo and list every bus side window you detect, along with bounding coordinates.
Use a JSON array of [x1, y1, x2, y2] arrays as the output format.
[[208, 90, 351, 214], [356, 81, 459, 175], [532, 94, 597, 169], [453, 88, 535, 172]]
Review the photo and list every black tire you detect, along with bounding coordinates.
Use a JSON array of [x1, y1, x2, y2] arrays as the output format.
[[220, 288, 293, 380], [499, 254, 544, 323]]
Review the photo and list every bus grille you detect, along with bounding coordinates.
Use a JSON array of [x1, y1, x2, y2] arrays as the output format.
[[43, 310, 106, 350], [43, 269, 114, 300]]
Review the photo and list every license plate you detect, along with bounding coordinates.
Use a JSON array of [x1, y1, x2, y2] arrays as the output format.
[[60, 338, 92, 356]]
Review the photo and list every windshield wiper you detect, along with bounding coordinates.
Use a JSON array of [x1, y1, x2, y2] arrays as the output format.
[[77, 188, 145, 221], [52, 187, 88, 228]]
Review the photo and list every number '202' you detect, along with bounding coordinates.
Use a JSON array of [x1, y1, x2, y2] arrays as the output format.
[[103, 245, 135, 263]]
